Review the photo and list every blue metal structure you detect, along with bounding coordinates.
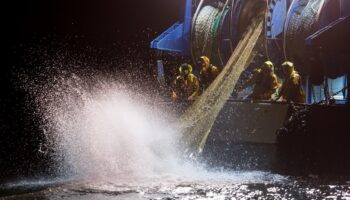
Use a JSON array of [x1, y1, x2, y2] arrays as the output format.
[[150, 0, 192, 55]]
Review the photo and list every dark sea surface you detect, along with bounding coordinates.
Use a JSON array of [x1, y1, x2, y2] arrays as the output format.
[[1, 171, 349, 200]]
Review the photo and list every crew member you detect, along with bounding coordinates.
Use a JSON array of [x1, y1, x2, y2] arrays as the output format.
[[276, 61, 305, 103], [172, 63, 200, 101], [197, 56, 219, 91], [240, 61, 279, 100]]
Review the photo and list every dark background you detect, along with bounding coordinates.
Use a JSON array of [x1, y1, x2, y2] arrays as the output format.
[[1, 0, 182, 181], [6, 0, 181, 48]]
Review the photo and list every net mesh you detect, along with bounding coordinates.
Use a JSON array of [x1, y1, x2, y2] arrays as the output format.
[[179, 19, 264, 154]]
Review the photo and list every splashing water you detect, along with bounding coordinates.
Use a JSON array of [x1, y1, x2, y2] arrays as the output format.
[[35, 78, 185, 179], [6, 70, 290, 199], [33, 72, 285, 181]]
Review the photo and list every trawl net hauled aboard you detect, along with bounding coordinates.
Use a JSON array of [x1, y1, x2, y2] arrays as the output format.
[[179, 20, 264, 153]]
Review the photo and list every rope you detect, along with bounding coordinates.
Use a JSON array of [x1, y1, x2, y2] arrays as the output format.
[[192, 5, 220, 62], [285, 0, 324, 62], [332, 85, 348, 97]]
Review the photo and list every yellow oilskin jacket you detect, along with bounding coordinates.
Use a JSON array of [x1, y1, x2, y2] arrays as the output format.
[[173, 74, 200, 101], [199, 65, 219, 90], [244, 69, 279, 100], [279, 71, 305, 103]]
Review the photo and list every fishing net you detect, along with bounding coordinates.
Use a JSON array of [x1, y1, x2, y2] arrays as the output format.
[[179, 18, 264, 154]]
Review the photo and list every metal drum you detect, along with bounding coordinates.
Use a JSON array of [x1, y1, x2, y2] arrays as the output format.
[[192, 4, 221, 63], [191, 0, 266, 67], [283, 0, 350, 84]]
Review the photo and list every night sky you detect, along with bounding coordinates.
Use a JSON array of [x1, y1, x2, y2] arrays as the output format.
[[4, 0, 184, 81], [6, 0, 181, 48]]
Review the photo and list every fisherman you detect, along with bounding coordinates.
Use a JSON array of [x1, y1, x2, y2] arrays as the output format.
[[240, 61, 279, 100], [276, 61, 305, 103], [197, 56, 219, 92], [172, 63, 200, 101]]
